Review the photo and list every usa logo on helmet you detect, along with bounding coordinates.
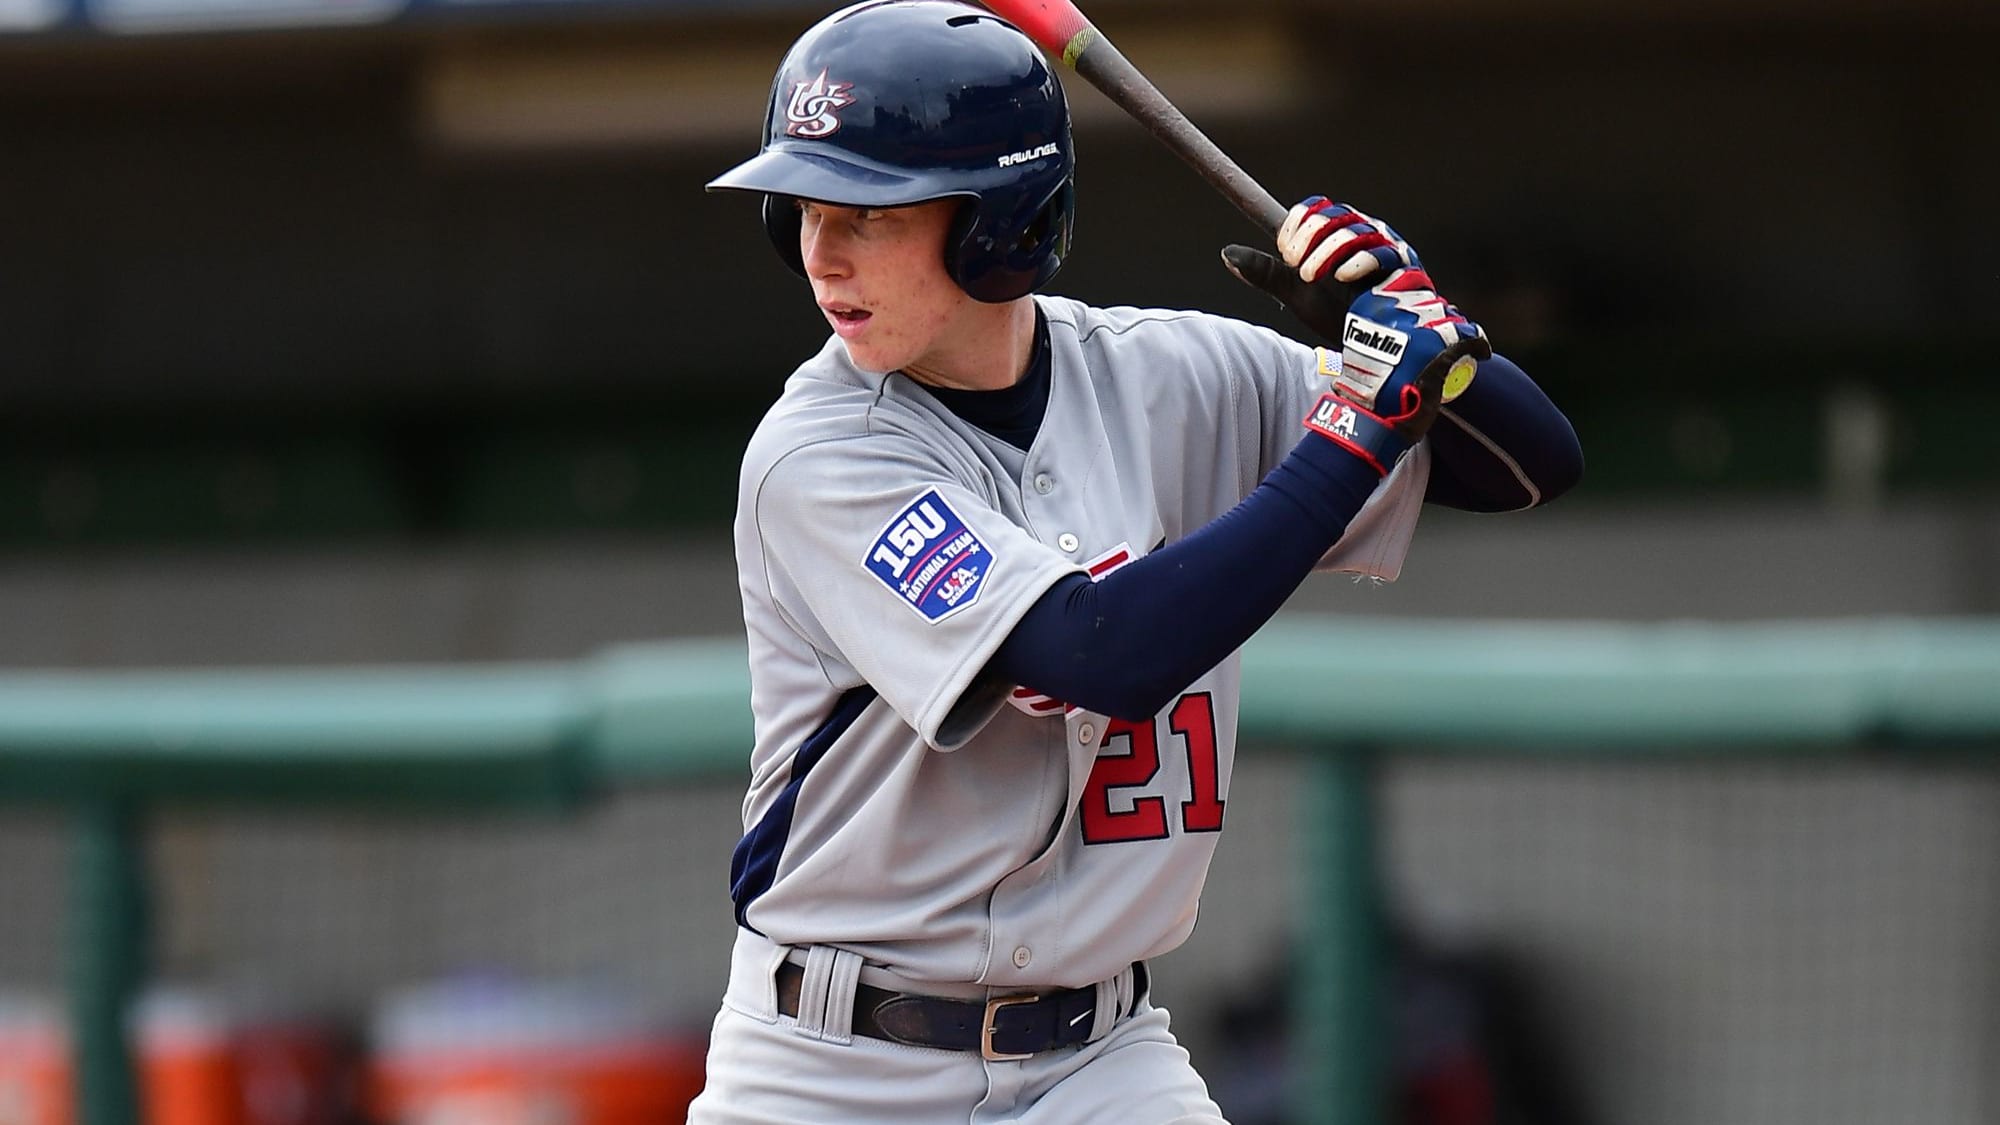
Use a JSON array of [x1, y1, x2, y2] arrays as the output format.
[[785, 70, 856, 138]]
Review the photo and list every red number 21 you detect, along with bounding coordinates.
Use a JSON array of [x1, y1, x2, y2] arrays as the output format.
[[1080, 693, 1224, 844]]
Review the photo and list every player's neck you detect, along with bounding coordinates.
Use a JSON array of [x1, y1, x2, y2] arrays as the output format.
[[900, 297, 1038, 392]]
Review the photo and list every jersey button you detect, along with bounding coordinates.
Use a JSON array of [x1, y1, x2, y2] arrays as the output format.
[[1077, 722, 1096, 745], [1033, 473, 1054, 495], [1013, 946, 1032, 969], [1057, 532, 1080, 552]]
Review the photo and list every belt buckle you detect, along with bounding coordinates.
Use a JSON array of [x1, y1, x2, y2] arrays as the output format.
[[980, 993, 1041, 1062]]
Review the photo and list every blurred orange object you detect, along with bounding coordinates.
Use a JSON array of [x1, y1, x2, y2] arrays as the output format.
[[142, 995, 245, 1125], [364, 979, 704, 1125], [369, 1040, 706, 1125], [234, 1026, 353, 1125], [0, 994, 354, 1125], [0, 1002, 68, 1125]]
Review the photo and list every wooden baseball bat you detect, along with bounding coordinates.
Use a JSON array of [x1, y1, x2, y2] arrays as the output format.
[[981, 0, 1289, 236]]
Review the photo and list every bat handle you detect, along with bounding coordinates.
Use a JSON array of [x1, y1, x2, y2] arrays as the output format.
[[1072, 38, 1289, 235]]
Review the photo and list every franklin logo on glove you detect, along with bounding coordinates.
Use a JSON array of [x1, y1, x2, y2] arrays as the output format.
[[1343, 315, 1408, 365]]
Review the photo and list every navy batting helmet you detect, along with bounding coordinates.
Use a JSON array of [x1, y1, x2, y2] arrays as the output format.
[[706, 0, 1075, 304]]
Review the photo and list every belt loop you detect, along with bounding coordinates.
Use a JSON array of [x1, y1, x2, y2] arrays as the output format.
[[1086, 962, 1138, 1042], [788, 945, 865, 1044], [792, 945, 838, 1041], [821, 948, 863, 1046], [732, 930, 788, 1022]]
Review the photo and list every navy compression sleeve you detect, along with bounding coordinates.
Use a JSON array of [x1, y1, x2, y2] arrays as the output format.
[[1424, 354, 1583, 511], [989, 432, 1385, 721]]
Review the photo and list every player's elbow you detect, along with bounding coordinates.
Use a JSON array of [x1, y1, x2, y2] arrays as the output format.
[[1536, 425, 1585, 506], [1478, 412, 1585, 511]]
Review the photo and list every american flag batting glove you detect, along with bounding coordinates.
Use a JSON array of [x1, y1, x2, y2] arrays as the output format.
[[1277, 197, 1421, 285], [1334, 272, 1488, 414], [1220, 196, 1491, 420], [1305, 326, 1493, 474]]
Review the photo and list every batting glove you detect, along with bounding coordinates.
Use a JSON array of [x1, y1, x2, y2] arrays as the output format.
[[1300, 331, 1490, 472], [1278, 197, 1422, 286], [1222, 196, 1490, 415], [1334, 269, 1488, 416]]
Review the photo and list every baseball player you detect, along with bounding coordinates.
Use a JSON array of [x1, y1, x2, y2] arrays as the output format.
[[693, 2, 1582, 1121]]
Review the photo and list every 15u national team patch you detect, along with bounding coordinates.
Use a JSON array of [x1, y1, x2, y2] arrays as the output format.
[[864, 489, 992, 623]]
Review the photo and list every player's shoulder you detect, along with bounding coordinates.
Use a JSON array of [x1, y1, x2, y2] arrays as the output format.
[[739, 341, 950, 489], [1039, 293, 1302, 351], [1035, 294, 1315, 375], [751, 343, 876, 434]]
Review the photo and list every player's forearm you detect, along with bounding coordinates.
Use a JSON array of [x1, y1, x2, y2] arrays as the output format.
[[989, 433, 1383, 721], [1424, 354, 1583, 511]]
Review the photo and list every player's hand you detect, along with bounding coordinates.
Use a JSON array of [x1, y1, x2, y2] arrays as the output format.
[[1276, 197, 1421, 286], [1332, 271, 1490, 417], [1222, 196, 1490, 413], [1221, 197, 1416, 341], [1300, 331, 1490, 473]]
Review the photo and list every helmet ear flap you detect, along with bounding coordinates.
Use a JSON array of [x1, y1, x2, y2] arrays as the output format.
[[762, 194, 808, 280], [947, 177, 1074, 304], [943, 196, 983, 294], [1027, 179, 1075, 266]]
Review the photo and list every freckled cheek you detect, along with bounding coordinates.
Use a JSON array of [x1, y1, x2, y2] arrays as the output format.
[[871, 288, 953, 364], [866, 314, 918, 362], [907, 290, 960, 340]]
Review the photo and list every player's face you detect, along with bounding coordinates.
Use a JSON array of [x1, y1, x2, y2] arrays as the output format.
[[797, 198, 992, 382]]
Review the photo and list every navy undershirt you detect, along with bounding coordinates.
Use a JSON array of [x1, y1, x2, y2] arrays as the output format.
[[919, 328, 1581, 721], [922, 306, 1053, 451]]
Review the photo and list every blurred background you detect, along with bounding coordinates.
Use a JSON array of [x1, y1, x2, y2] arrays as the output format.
[[2, 0, 1998, 1121]]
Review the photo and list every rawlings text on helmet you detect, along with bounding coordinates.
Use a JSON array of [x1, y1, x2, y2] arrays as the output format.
[[785, 70, 856, 138], [998, 142, 1060, 168]]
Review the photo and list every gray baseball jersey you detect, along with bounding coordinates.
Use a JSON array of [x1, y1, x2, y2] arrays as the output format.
[[730, 293, 1430, 990]]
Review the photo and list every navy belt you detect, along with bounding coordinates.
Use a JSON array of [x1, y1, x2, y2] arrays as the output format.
[[775, 960, 1148, 1061]]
